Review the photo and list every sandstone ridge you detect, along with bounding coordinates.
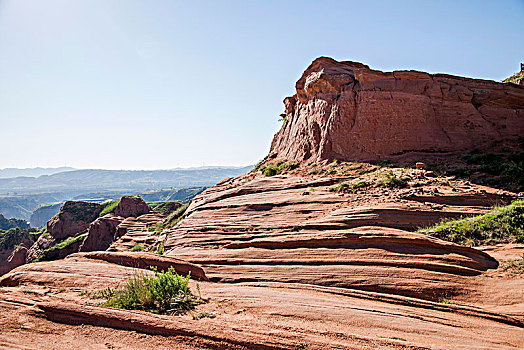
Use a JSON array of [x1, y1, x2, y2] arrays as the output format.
[[270, 57, 524, 163]]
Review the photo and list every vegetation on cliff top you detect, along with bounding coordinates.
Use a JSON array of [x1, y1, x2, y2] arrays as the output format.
[[0, 214, 30, 231], [152, 201, 183, 215], [503, 71, 524, 84], [36, 233, 88, 262], [0, 227, 40, 251], [59, 201, 102, 222], [418, 199, 524, 246], [158, 203, 189, 231], [98, 199, 121, 217]]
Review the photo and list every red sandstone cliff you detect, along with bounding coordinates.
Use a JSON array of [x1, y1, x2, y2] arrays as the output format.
[[270, 57, 524, 163]]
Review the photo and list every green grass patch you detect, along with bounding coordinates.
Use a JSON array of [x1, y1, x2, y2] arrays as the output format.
[[503, 71, 524, 83], [99, 199, 121, 217], [38, 233, 87, 259], [437, 298, 455, 305], [131, 245, 144, 252], [260, 161, 299, 176], [460, 151, 524, 192], [0, 227, 39, 251], [501, 254, 524, 274], [377, 171, 409, 188], [98, 267, 204, 314], [154, 241, 165, 255], [328, 180, 369, 193], [418, 199, 524, 246]]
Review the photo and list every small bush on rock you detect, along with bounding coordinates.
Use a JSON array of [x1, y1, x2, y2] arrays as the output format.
[[131, 245, 144, 252], [377, 171, 409, 188], [100, 267, 203, 314], [260, 161, 299, 176]]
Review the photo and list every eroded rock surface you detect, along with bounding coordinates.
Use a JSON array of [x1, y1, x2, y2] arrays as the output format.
[[1, 58, 523, 349], [270, 57, 524, 163]]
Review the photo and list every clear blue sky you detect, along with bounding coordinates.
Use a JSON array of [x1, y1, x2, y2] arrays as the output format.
[[0, 0, 522, 170]]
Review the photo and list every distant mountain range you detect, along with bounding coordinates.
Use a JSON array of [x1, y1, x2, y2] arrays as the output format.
[[0, 167, 75, 179], [0, 166, 253, 222], [0, 166, 253, 193]]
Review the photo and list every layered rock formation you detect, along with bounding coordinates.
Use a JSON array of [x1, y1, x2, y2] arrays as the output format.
[[270, 57, 524, 163], [1, 58, 523, 349], [46, 201, 102, 241]]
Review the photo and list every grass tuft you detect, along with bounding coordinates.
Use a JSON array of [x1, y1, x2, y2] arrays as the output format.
[[377, 171, 409, 188], [131, 245, 144, 252], [328, 180, 368, 193], [418, 199, 524, 246]]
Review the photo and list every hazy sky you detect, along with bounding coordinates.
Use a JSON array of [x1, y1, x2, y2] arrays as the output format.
[[0, 0, 523, 170]]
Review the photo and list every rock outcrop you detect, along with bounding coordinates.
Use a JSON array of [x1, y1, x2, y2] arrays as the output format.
[[270, 57, 524, 163], [25, 197, 155, 262], [46, 201, 102, 241], [0, 246, 27, 276], [79, 214, 123, 252], [113, 195, 151, 218]]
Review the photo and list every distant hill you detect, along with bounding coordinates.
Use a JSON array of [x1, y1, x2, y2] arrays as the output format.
[[0, 166, 253, 221], [0, 166, 253, 193], [0, 167, 75, 179]]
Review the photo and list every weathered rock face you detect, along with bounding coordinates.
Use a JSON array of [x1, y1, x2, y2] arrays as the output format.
[[270, 57, 524, 163], [0, 246, 27, 275], [80, 198, 157, 252], [113, 196, 151, 218], [79, 215, 123, 252], [46, 201, 102, 241]]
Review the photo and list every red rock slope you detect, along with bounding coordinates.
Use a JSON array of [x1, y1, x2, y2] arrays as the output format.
[[0, 58, 523, 349]]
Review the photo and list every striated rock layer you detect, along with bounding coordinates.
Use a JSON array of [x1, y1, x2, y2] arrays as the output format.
[[270, 57, 524, 163]]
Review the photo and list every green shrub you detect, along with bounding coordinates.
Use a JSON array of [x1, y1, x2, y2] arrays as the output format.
[[155, 241, 165, 255], [328, 180, 368, 193], [460, 151, 524, 191], [131, 245, 144, 252], [377, 171, 409, 188], [99, 199, 121, 217], [418, 199, 524, 246], [100, 267, 203, 314], [260, 161, 299, 177]]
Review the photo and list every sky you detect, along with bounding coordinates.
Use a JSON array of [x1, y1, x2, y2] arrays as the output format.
[[0, 0, 523, 170]]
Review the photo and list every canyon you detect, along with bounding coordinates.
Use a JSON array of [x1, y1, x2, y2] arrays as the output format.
[[0, 58, 523, 349]]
